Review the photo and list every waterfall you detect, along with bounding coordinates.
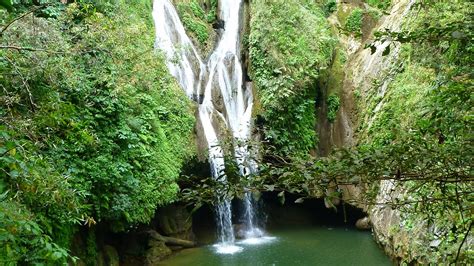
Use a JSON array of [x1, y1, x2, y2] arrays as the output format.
[[153, 0, 261, 251]]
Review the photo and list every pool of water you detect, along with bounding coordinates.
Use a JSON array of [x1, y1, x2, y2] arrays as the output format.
[[158, 226, 391, 266]]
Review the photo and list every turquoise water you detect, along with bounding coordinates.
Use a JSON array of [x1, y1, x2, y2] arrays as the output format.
[[159, 226, 391, 266]]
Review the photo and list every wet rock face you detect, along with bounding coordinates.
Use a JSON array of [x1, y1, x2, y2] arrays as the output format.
[[156, 205, 195, 241], [211, 77, 225, 113], [213, 19, 225, 29], [233, 223, 264, 239], [223, 52, 236, 72], [233, 223, 247, 239], [142, 205, 196, 264], [164, 7, 179, 44], [316, 0, 428, 261]]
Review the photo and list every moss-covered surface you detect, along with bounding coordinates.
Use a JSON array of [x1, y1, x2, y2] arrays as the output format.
[[366, 0, 392, 10]]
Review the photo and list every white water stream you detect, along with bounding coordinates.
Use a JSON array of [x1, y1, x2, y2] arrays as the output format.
[[153, 0, 261, 253]]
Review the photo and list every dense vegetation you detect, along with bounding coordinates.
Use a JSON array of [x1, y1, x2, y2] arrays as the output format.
[[344, 8, 363, 36], [1, 0, 195, 264], [367, 0, 391, 10], [249, 0, 335, 157]]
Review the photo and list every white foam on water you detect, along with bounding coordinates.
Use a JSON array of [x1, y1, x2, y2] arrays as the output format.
[[244, 228, 265, 238], [239, 236, 278, 246], [213, 244, 244, 254]]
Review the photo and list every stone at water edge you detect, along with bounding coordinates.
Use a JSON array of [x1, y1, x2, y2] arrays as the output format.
[[156, 205, 195, 241], [145, 239, 172, 266], [234, 223, 265, 239], [356, 217, 372, 230], [234, 223, 247, 239]]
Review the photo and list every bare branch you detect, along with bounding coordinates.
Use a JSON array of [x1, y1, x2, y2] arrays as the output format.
[[455, 221, 472, 263], [3, 55, 36, 109], [0, 5, 49, 36], [0, 45, 64, 54]]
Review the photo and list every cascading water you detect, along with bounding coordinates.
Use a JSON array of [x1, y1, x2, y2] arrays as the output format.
[[152, 0, 206, 99], [153, 0, 263, 253]]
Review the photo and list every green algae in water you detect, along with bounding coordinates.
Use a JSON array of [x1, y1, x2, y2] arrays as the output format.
[[159, 226, 391, 266]]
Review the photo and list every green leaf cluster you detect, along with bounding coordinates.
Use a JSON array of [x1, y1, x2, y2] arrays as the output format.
[[323, 0, 337, 17], [176, 0, 218, 52], [366, 0, 391, 11], [345, 8, 363, 35], [326, 94, 340, 123], [0, 197, 74, 264]]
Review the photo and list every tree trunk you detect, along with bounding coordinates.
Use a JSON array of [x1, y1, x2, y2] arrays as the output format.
[[148, 230, 196, 248]]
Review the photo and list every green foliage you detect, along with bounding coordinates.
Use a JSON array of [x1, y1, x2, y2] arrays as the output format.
[[345, 8, 363, 35], [85, 228, 98, 265], [366, 0, 391, 10], [367, 8, 382, 21], [179, 8, 209, 43], [326, 94, 340, 122], [38, 3, 64, 18], [0, 197, 74, 265], [249, 0, 335, 157], [206, 0, 217, 23], [323, 0, 337, 16], [176, 0, 217, 52], [1, 0, 196, 262], [0, 127, 88, 224]]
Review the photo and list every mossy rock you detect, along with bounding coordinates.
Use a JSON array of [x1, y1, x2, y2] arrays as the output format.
[[145, 240, 172, 266], [157, 205, 193, 237], [103, 245, 120, 266]]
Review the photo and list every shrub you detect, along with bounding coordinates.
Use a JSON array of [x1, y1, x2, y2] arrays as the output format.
[[327, 94, 340, 122], [176, 0, 218, 51], [366, 0, 391, 10], [345, 8, 363, 35], [324, 0, 337, 16]]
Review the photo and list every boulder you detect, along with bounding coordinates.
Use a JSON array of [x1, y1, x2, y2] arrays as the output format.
[[355, 217, 371, 230], [144, 240, 172, 266], [233, 223, 246, 239], [156, 205, 195, 241]]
